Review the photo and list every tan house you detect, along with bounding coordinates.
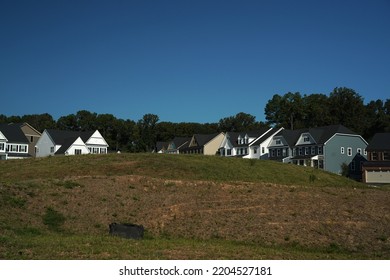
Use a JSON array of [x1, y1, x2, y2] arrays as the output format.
[[19, 123, 42, 157], [180, 133, 225, 155]]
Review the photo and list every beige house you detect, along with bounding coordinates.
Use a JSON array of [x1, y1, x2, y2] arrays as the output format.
[[180, 133, 225, 155], [19, 123, 42, 157]]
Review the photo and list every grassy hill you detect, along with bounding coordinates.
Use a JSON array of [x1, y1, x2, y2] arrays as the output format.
[[1, 153, 389, 259]]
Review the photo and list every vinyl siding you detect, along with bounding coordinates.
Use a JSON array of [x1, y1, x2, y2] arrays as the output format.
[[324, 134, 368, 174]]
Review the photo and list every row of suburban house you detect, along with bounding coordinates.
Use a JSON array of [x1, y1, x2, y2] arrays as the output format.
[[156, 125, 390, 184], [0, 123, 109, 159], [1, 122, 389, 184]]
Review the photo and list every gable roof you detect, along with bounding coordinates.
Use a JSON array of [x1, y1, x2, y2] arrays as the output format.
[[274, 129, 303, 147], [192, 133, 221, 147], [13, 122, 42, 136], [274, 125, 359, 147], [0, 123, 29, 144], [313, 124, 356, 144], [171, 137, 191, 149], [251, 127, 283, 146], [226, 128, 272, 147], [366, 133, 390, 151], [46, 129, 95, 145], [55, 136, 81, 155]]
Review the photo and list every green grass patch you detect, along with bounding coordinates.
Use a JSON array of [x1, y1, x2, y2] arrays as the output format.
[[42, 207, 66, 231]]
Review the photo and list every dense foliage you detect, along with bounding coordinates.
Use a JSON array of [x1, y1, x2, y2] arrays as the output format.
[[1, 87, 389, 152]]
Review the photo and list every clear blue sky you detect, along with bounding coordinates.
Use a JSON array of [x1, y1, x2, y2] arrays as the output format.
[[1, 0, 389, 123]]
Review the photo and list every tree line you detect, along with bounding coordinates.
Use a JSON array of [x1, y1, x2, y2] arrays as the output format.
[[264, 87, 390, 139], [1, 87, 389, 152]]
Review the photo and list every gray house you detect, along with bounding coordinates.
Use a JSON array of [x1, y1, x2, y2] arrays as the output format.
[[268, 124, 368, 176]]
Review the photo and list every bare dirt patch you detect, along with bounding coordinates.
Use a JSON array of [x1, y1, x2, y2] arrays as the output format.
[[7, 175, 390, 258]]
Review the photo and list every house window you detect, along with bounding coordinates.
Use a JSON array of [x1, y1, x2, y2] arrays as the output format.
[[75, 149, 82, 155], [305, 147, 309, 155], [364, 149, 367, 156], [0, 143, 4, 151], [244, 148, 248, 155], [299, 148, 303, 156], [347, 147, 352, 156], [100, 148, 107, 154], [19, 145, 27, 153], [357, 148, 361, 155], [227, 149, 231, 156], [254, 147, 257, 154], [276, 140, 281, 145], [277, 149, 281, 156], [271, 149, 275, 157], [282, 148, 287, 157], [262, 147, 265, 154], [318, 146, 323, 155], [304, 136, 310, 142], [30, 136, 34, 142], [50, 147, 55, 153], [311, 146, 315, 155], [371, 152, 378, 161], [341, 147, 345, 154], [383, 151, 389, 161]]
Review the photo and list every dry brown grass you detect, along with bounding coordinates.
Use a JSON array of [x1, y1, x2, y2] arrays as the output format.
[[2, 174, 389, 258]]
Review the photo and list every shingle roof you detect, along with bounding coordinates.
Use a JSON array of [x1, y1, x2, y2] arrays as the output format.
[[366, 133, 390, 151], [311, 124, 356, 144], [54, 136, 81, 155], [0, 123, 29, 144], [45, 129, 96, 155], [277, 125, 359, 147], [251, 127, 281, 146], [172, 137, 191, 149], [46, 129, 95, 145], [193, 133, 220, 147]]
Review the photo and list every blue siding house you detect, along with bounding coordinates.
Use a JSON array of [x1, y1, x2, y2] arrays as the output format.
[[268, 125, 368, 177]]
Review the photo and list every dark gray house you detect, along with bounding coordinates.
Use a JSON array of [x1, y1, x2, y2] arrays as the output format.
[[268, 125, 368, 176], [362, 133, 390, 184]]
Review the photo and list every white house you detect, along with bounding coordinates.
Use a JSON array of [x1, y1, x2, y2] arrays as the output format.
[[219, 127, 283, 159], [35, 129, 109, 157], [0, 130, 8, 160], [0, 123, 31, 160]]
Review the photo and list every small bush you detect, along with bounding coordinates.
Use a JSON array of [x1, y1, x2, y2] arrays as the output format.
[[43, 207, 66, 231]]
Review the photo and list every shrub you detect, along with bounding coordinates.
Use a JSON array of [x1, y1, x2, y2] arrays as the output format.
[[43, 207, 66, 231]]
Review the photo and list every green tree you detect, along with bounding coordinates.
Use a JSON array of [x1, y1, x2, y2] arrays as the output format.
[[218, 112, 260, 132], [328, 87, 366, 134], [56, 114, 78, 130], [302, 93, 332, 128], [137, 114, 159, 152], [265, 92, 304, 129], [75, 110, 97, 131]]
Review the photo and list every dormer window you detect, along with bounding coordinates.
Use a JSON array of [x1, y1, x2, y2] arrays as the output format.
[[304, 136, 310, 142], [276, 140, 281, 145]]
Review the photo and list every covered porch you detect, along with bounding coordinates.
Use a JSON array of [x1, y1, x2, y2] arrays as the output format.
[[291, 155, 324, 169]]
